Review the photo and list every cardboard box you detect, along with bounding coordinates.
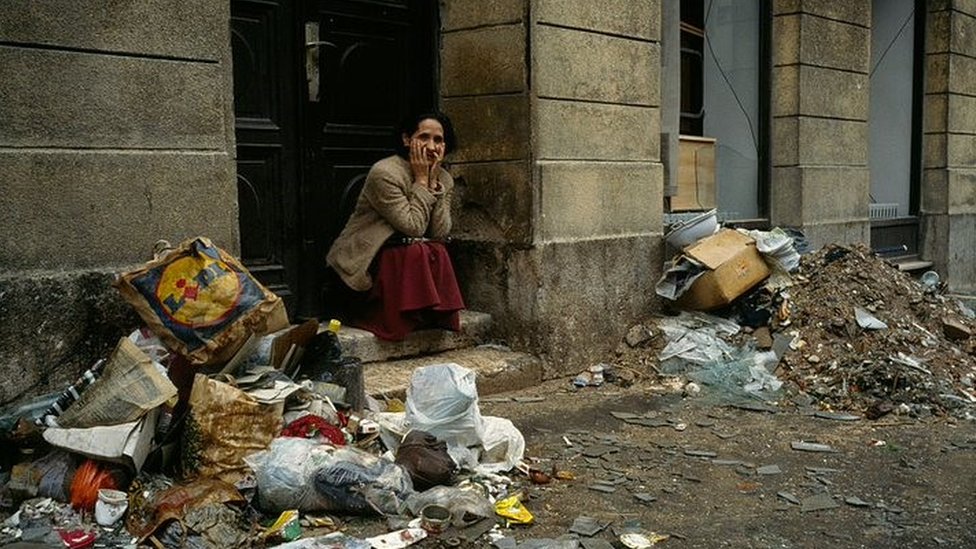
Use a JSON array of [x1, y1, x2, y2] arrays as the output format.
[[676, 229, 770, 310]]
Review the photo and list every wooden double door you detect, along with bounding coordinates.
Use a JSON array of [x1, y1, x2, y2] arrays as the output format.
[[230, 0, 437, 319]]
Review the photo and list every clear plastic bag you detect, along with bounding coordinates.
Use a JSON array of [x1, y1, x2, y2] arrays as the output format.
[[311, 446, 413, 515], [245, 438, 336, 513], [247, 438, 413, 515], [404, 485, 494, 527], [478, 416, 525, 474], [405, 364, 484, 448]]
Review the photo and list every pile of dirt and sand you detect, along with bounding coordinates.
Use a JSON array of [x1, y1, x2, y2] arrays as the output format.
[[614, 243, 976, 419], [777, 244, 975, 418]]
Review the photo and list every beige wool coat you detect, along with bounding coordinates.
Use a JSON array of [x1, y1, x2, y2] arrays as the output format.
[[326, 155, 454, 292]]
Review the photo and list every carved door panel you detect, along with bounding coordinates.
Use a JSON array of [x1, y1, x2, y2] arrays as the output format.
[[232, 0, 435, 319]]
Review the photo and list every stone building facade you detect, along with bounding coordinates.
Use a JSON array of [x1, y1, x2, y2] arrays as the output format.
[[1, 0, 974, 404]]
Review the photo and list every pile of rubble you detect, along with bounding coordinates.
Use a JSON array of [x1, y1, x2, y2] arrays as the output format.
[[624, 234, 975, 420], [778, 244, 975, 418]]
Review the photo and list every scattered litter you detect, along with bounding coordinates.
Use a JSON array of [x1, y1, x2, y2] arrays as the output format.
[[890, 353, 933, 376], [854, 307, 888, 330], [587, 484, 617, 494], [494, 494, 533, 525], [366, 527, 427, 548], [791, 441, 838, 453], [620, 531, 670, 547], [813, 412, 861, 422], [574, 364, 607, 387]]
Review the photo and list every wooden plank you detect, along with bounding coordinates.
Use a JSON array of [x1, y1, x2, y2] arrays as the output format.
[[673, 136, 716, 212]]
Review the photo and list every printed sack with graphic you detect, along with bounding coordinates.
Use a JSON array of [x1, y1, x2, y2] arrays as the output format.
[[115, 237, 286, 365]]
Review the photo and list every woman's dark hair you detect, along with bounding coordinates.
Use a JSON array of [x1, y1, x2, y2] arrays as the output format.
[[394, 111, 457, 157]]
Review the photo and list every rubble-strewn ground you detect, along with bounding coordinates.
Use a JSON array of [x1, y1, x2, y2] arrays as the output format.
[[334, 244, 976, 548], [4, 245, 975, 548], [470, 378, 976, 549]]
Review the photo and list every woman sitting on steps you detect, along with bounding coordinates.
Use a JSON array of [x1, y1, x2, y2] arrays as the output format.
[[325, 111, 465, 341]]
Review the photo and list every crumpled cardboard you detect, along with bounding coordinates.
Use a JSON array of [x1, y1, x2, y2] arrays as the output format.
[[184, 374, 283, 483]]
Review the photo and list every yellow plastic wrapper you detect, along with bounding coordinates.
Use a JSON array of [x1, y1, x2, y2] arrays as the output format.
[[494, 494, 533, 524], [264, 509, 301, 542]]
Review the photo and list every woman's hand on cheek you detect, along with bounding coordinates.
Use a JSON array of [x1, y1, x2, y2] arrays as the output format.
[[428, 149, 443, 187], [409, 139, 429, 187]]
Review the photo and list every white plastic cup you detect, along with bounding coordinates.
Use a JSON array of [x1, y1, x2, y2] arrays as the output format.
[[94, 488, 128, 527]]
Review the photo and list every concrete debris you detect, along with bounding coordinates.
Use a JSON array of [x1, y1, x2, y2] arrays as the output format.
[[942, 317, 971, 341], [801, 493, 841, 513], [777, 492, 801, 505], [791, 441, 838, 453], [625, 324, 656, 348], [756, 465, 782, 475], [845, 496, 872, 507]]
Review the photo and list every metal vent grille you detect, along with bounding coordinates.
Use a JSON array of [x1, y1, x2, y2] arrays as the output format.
[[869, 203, 899, 220]]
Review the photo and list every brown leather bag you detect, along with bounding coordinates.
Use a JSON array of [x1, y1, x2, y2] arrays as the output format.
[[394, 430, 457, 491]]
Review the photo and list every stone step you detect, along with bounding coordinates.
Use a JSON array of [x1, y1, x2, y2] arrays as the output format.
[[363, 346, 543, 400], [334, 310, 492, 364]]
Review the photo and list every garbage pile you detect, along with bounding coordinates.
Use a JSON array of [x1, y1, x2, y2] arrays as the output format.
[[643, 221, 975, 420], [0, 236, 532, 548], [776, 244, 976, 418]]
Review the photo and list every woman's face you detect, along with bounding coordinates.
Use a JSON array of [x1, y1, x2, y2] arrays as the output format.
[[403, 118, 446, 161]]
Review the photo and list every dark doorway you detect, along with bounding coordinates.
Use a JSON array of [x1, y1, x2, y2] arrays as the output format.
[[231, 0, 437, 319]]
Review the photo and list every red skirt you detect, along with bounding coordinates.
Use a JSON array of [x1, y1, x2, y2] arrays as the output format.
[[350, 241, 464, 341]]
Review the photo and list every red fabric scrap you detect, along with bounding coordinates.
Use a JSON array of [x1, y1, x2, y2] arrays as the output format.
[[280, 415, 346, 446]]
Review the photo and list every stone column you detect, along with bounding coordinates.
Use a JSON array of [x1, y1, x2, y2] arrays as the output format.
[[441, 0, 664, 375], [922, 1, 976, 294], [770, 0, 872, 247]]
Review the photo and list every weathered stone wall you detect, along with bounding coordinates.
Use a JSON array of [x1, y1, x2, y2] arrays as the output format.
[[770, 0, 872, 248], [922, 0, 976, 294], [0, 1, 237, 404], [442, 0, 664, 377]]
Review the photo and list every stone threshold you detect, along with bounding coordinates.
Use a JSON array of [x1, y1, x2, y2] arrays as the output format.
[[363, 346, 543, 400], [334, 310, 492, 363]]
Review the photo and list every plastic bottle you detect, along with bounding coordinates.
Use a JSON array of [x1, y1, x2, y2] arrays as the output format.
[[300, 319, 343, 381], [298, 319, 365, 411]]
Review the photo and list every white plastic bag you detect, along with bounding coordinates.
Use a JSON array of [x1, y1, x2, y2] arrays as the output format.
[[478, 416, 525, 474], [405, 364, 484, 448]]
